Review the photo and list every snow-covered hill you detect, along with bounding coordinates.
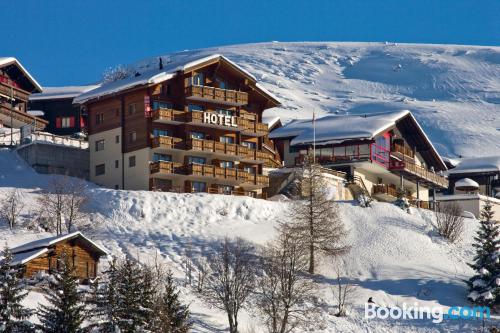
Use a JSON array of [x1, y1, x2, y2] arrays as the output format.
[[126, 42, 500, 158], [1, 149, 496, 331]]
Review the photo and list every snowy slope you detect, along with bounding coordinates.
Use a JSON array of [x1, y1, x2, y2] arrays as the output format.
[[123, 42, 500, 159], [1, 149, 496, 331]]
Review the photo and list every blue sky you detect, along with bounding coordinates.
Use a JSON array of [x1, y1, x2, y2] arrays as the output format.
[[2, 0, 499, 86]]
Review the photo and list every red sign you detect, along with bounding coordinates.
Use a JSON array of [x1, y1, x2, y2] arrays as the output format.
[[144, 96, 151, 118]]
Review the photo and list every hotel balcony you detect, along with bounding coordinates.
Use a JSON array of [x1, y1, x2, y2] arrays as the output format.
[[389, 159, 448, 189], [151, 108, 268, 136], [391, 143, 415, 159], [185, 85, 249, 106]]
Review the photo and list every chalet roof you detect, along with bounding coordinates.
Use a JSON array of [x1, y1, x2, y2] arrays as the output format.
[[30, 85, 101, 101], [73, 54, 281, 105], [11, 231, 108, 257], [12, 248, 49, 266], [0, 57, 43, 93], [269, 110, 447, 171], [448, 155, 500, 175]]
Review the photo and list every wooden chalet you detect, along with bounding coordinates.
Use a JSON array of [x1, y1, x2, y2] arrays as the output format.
[[74, 54, 282, 198], [0, 57, 47, 131], [10, 232, 107, 281]]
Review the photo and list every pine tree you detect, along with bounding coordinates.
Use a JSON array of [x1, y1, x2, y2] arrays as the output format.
[[0, 246, 33, 333], [151, 271, 191, 333], [37, 255, 86, 333], [467, 201, 500, 308]]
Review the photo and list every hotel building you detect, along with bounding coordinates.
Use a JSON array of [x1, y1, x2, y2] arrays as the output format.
[[75, 54, 281, 197]]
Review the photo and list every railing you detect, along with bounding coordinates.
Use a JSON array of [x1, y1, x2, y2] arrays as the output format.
[[372, 184, 399, 198], [295, 153, 371, 166], [0, 81, 28, 101], [185, 85, 249, 105], [149, 161, 183, 174], [0, 106, 47, 129], [389, 159, 448, 188], [0, 130, 88, 149], [150, 136, 183, 149], [151, 108, 185, 122], [392, 143, 415, 158]]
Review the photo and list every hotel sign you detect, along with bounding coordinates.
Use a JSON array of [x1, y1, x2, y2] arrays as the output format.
[[203, 112, 237, 128]]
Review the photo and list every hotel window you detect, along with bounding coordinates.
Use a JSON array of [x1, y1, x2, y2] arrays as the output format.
[[153, 129, 170, 137], [128, 103, 137, 115], [217, 79, 227, 90], [219, 136, 234, 144], [188, 104, 204, 112], [95, 139, 105, 152], [129, 156, 136, 167], [115, 160, 119, 168], [187, 156, 206, 165], [128, 131, 137, 143], [244, 166, 256, 174], [188, 73, 204, 86], [191, 181, 207, 193], [153, 153, 172, 162], [152, 101, 173, 110], [56, 116, 74, 128], [115, 135, 120, 144], [189, 131, 205, 139], [242, 141, 257, 149], [95, 113, 104, 125], [95, 164, 105, 176], [220, 161, 234, 168], [216, 109, 234, 116]]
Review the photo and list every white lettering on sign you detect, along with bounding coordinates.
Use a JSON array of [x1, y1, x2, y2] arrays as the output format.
[[202, 112, 237, 127]]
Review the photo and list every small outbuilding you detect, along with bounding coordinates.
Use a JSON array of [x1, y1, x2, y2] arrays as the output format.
[[10, 231, 107, 281]]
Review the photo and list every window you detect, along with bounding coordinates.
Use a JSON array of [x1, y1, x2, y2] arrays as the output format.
[[152, 101, 173, 110], [129, 156, 136, 167], [128, 131, 137, 143], [153, 153, 172, 162], [115, 135, 120, 144], [128, 103, 137, 115], [153, 129, 170, 137], [56, 116, 74, 128], [188, 73, 204, 86], [220, 161, 234, 168], [191, 181, 207, 193], [187, 156, 206, 165], [95, 113, 104, 125], [217, 79, 227, 89], [95, 164, 105, 176], [189, 131, 205, 139], [188, 104, 204, 112], [95, 139, 105, 152], [289, 145, 301, 153], [115, 160, 119, 168], [216, 109, 234, 116], [244, 166, 256, 174], [219, 136, 234, 144], [242, 141, 257, 149]]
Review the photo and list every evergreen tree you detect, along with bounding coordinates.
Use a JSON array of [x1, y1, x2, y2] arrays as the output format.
[[467, 201, 500, 308], [37, 255, 86, 333], [0, 246, 33, 333], [151, 271, 191, 333]]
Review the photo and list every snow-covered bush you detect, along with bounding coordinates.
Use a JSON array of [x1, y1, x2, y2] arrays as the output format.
[[357, 194, 373, 208]]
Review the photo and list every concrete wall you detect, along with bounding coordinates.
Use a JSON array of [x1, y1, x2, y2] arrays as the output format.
[[89, 128, 123, 189], [124, 148, 150, 190], [436, 194, 500, 219], [16, 142, 89, 179]]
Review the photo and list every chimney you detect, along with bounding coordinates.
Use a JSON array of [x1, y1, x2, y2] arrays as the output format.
[[159, 57, 164, 70]]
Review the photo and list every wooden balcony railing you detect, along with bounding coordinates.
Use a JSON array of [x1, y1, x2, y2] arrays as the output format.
[[151, 108, 185, 122], [185, 85, 248, 105], [0, 81, 29, 101], [372, 184, 416, 200], [392, 143, 415, 158], [389, 160, 448, 188], [149, 161, 183, 174], [150, 136, 183, 149]]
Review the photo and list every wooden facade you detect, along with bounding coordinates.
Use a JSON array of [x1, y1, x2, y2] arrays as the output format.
[[82, 55, 281, 197], [12, 232, 107, 281], [0, 58, 47, 131]]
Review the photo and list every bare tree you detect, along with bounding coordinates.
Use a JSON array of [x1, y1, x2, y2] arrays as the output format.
[[37, 176, 89, 235], [289, 153, 348, 274], [203, 237, 257, 333], [331, 260, 357, 317], [195, 256, 210, 293], [0, 189, 24, 229], [435, 202, 465, 243], [257, 225, 316, 333]]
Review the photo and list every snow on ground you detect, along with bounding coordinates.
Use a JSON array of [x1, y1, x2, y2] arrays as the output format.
[[0, 149, 497, 332], [123, 42, 500, 159]]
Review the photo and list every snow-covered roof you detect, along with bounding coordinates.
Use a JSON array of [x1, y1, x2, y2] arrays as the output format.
[[74, 54, 280, 105], [269, 110, 410, 145], [11, 248, 48, 266], [11, 231, 107, 256], [455, 178, 479, 189], [448, 156, 500, 174], [30, 85, 101, 101], [0, 57, 42, 93]]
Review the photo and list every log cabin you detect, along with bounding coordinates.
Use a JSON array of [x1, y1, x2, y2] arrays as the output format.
[[11, 231, 107, 281], [0, 57, 47, 132], [74, 54, 282, 198], [269, 110, 449, 208]]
